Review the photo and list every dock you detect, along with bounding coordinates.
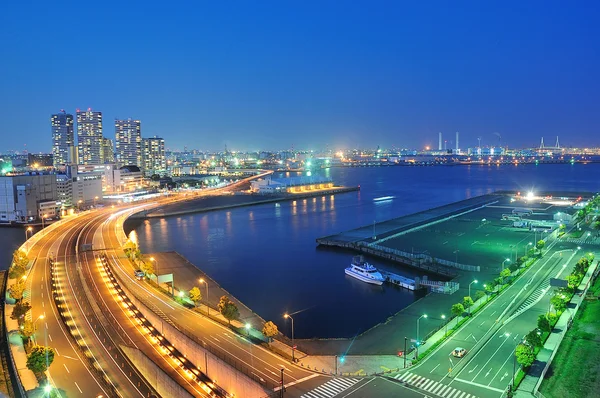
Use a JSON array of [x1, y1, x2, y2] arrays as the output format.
[[316, 194, 498, 276]]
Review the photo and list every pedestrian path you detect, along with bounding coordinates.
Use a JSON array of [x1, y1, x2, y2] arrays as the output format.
[[300, 378, 361, 398], [392, 372, 479, 398]]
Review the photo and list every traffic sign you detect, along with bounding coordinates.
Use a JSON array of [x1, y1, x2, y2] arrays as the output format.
[[397, 351, 404, 357], [292, 345, 297, 349], [410, 339, 417, 343]]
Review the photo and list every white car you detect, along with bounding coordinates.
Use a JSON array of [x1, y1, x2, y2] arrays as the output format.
[[451, 347, 467, 358]]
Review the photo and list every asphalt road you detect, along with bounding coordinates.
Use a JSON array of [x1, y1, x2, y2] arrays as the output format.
[[28, 213, 111, 397], [392, 228, 594, 398], [97, 205, 323, 394]]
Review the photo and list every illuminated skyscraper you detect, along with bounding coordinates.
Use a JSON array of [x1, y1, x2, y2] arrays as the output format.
[[142, 136, 166, 175], [101, 137, 115, 164], [76, 108, 103, 165], [115, 118, 142, 167], [51, 110, 74, 167]]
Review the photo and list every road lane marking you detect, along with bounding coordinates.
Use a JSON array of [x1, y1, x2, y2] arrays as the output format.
[[454, 377, 504, 393], [471, 334, 511, 381], [48, 334, 52, 342], [430, 363, 440, 373], [484, 368, 491, 377], [340, 378, 375, 397], [468, 365, 478, 373], [74, 381, 83, 393], [63, 363, 70, 373], [274, 373, 319, 391]]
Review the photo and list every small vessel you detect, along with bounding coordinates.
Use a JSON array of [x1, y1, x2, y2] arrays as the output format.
[[345, 256, 385, 285]]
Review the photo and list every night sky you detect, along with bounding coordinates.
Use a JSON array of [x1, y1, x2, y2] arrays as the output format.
[[1, 1, 599, 152]]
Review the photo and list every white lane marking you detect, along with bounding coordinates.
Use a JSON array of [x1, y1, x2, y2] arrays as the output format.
[[48, 334, 52, 342], [454, 377, 505, 392], [340, 378, 375, 398], [63, 363, 70, 373], [274, 373, 319, 391], [74, 381, 83, 393], [430, 363, 440, 373]]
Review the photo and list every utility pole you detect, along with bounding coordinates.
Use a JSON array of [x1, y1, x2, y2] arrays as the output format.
[[280, 368, 285, 397], [404, 337, 407, 368]]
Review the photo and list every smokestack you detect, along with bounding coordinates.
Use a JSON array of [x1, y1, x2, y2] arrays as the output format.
[[456, 132, 459, 152], [438, 132, 442, 151]]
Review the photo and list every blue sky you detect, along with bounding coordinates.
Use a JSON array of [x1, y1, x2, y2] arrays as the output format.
[[1, 1, 599, 152]]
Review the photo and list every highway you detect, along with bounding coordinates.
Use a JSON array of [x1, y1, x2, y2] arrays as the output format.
[[390, 229, 593, 398], [27, 212, 113, 397], [95, 205, 326, 394]]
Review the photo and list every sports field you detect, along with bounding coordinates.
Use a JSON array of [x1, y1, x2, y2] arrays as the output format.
[[379, 197, 565, 271]]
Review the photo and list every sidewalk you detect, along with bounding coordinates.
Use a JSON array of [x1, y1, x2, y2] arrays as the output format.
[[515, 260, 598, 398]]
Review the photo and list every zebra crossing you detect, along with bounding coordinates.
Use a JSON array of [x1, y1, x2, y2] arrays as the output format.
[[300, 378, 361, 398], [565, 237, 600, 245], [392, 372, 478, 398]]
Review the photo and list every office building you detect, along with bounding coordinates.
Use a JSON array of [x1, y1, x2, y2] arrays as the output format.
[[101, 137, 115, 164], [142, 136, 166, 175], [51, 110, 74, 167], [77, 108, 103, 165], [115, 118, 142, 168], [0, 173, 58, 222], [56, 165, 103, 209]]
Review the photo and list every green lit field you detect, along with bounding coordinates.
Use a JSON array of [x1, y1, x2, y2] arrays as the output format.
[[379, 198, 562, 271]]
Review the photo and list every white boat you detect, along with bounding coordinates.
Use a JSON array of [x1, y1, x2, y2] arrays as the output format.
[[345, 256, 385, 285]]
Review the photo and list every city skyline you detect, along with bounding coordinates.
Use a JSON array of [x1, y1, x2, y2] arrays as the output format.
[[2, 2, 599, 152]]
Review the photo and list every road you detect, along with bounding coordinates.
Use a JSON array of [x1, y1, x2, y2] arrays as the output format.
[[27, 213, 113, 397], [391, 228, 596, 398], [94, 205, 325, 395]]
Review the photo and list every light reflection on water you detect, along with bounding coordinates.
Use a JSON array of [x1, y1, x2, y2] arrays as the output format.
[[134, 164, 600, 338]]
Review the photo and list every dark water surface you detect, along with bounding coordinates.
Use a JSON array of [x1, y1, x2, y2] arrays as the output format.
[[132, 163, 600, 338]]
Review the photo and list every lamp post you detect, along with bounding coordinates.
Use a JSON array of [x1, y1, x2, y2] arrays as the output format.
[[199, 278, 209, 315], [284, 313, 295, 362], [404, 337, 407, 368], [441, 314, 447, 337], [94, 196, 99, 207], [468, 280, 478, 316], [416, 314, 427, 360], [245, 323, 251, 337], [41, 214, 47, 229], [502, 258, 511, 271], [25, 226, 33, 240], [77, 200, 83, 211]]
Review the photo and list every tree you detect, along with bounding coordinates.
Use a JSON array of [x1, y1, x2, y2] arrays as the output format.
[[463, 296, 474, 309], [13, 249, 29, 268], [525, 329, 542, 348], [484, 282, 495, 294], [8, 281, 26, 301], [218, 296, 239, 325], [550, 295, 567, 313], [451, 303, 464, 325], [474, 291, 486, 301], [8, 262, 26, 280], [189, 287, 202, 306], [594, 221, 600, 230], [26, 345, 55, 375], [515, 343, 536, 368], [140, 259, 154, 276], [11, 301, 31, 325], [262, 321, 278, 344], [567, 274, 580, 290], [537, 314, 551, 333], [500, 268, 511, 284], [527, 248, 536, 257], [536, 240, 545, 253], [20, 320, 35, 345]]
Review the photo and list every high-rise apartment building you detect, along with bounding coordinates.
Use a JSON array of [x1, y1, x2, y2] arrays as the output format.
[[142, 136, 166, 175], [51, 110, 74, 167], [115, 119, 142, 167], [101, 137, 115, 164], [77, 108, 103, 165]]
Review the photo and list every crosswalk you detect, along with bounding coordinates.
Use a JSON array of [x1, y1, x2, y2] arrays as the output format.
[[565, 237, 600, 245], [300, 378, 361, 398], [392, 372, 478, 398]]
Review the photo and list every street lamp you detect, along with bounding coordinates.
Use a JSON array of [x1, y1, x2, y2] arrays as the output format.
[[41, 214, 47, 229], [502, 258, 511, 270], [468, 280, 478, 316], [441, 314, 448, 337], [245, 323, 251, 336], [416, 314, 427, 360], [506, 332, 518, 391], [25, 226, 33, 240], [283, 313, 295, 362], [77, 199, 83, 211], [94, 196, 99, 207], [149, 257, 159, 279], [199, 278, 209, 315]]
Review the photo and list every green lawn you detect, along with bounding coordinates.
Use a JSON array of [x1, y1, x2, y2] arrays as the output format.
[[540, 278, 600, 398]]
